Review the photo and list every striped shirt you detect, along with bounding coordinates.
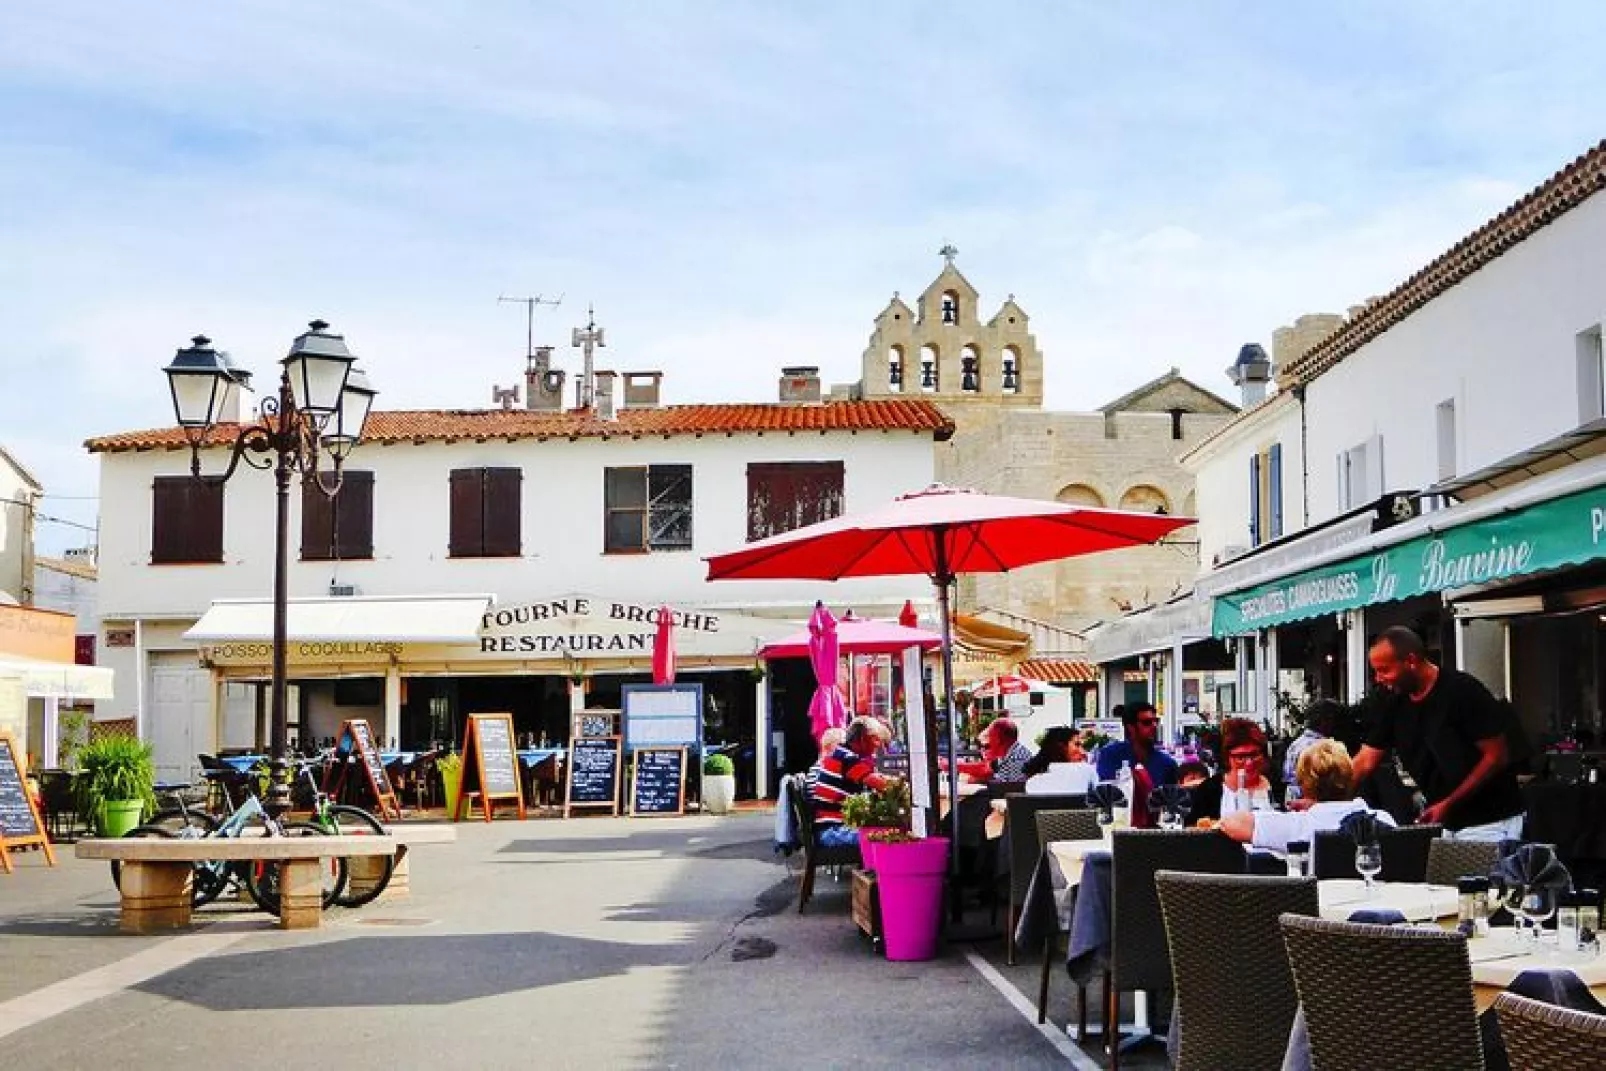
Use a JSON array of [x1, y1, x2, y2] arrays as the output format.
[[810, 745, 877, 829], [992, 741, 1034, 783]]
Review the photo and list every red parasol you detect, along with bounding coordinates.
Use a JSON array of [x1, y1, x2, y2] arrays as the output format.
[[707, 484, 1191, 847], [971, 674, 1039, 699], [651, 604, 676, 686]]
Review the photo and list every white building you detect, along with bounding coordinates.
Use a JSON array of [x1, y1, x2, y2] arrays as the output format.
[[1178, 139, 1606, 745], [89, 360, 949, 791], [0, 443, 41, 606]]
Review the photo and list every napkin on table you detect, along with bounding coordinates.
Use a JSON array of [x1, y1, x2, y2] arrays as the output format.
[[1088, 782, 1126, 816], [1339, 809, 1382, 847], [1147, 784, 1191, 818], [1493, 842, 1571, 892]]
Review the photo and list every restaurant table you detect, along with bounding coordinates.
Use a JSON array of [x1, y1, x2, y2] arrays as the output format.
[[1317, 878, 1459, 922], [517, 748, 564, 768]]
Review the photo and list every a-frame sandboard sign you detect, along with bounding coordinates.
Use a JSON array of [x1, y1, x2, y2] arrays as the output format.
[[322, 719, 402, 821], [455, 712, 526, 822], [0, 730, 55, 872]]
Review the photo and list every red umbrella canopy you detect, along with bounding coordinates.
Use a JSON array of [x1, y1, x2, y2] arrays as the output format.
[[651, 604, 676, 685], [705, 484, 1192, 583], [970, 674, 1041, 698]]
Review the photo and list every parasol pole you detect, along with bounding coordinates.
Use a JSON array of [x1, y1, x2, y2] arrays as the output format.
[[931, 531, 963, 871]]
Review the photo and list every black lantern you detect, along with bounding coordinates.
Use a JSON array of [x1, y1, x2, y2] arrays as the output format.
[[282, 319, 356, 426]]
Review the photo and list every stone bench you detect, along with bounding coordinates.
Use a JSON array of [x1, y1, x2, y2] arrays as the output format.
[[77, 835, 396, 933], [346, 823, 457, 904]]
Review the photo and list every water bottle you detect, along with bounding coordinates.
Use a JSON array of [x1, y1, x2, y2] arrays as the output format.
[[1234, 768, 1251, 814], [1116, 761, 1134, 827]]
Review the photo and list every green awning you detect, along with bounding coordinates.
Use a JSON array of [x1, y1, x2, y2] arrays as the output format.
[[1212, 484, 1606, 635]]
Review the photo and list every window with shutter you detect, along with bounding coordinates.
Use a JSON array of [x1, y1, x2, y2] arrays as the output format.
[[1268, 444, 1284, 540], [604, 465, 692, 553], [448, 468, 520, 558], [152, 476, 224, 564], [480, 467, 522, 557], [1247, 454, 1261, 548], [746, 461, 845, 542], [303, 471, 374, 561]]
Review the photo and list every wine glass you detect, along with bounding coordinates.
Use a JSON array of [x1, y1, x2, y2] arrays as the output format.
[[1096, 805, 1116, 833], [1355, 842, 1383, 898], [1519, 887, 1558, 945], [1501, 881, 1530, 941]]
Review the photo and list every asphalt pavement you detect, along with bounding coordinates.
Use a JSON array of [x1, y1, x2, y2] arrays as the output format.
[[0, 815, 1072, 1070]]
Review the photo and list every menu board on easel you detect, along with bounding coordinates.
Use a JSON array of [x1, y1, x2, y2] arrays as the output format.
[[630, 746, 687, 817], [0, 730, 55, 872], [324, 719, 402, 821], [457, 712, 526, 822], [565, 736, 622, 817]]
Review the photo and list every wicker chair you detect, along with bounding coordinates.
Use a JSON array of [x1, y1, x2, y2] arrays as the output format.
[[786, 773, 861, 912], [1493, 991, 1606, 1071], [1032, 809, 1102, 1025], [1106, 830, 1246, 1070], [1001, 792, 1088, 963], [1311, 823, 1443, 882], [1426, 837, 1503, 887], [1157, 872, 1319, 1071], [1279, 913, 1485, 1071]]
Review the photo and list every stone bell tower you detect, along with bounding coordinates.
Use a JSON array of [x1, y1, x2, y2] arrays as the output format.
[[858, 245, 1044, 410]]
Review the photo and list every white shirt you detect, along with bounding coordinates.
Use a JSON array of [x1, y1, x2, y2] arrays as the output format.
[[1026, 762, 1098, 796], [1249, 799, 1398, 853], [1220, 784, 1275, 817]]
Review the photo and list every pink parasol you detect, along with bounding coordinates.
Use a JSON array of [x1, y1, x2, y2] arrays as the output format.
[[759, 616, 942, 660], [805, 602, 848, 740], [651, 604, 676, 685]]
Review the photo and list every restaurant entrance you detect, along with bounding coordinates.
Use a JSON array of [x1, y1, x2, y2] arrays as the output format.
[[400, 674, 569, 751]]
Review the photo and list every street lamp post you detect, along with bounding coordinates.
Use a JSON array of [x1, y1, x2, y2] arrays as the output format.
[[163, 320, 377, 815]]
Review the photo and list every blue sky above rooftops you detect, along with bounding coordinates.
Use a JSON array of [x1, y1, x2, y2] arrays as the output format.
[[4, 1, 1606, 552]]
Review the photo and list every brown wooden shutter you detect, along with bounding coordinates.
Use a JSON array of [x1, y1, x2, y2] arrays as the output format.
[[301, 478, 336, 561], [334, 471, 374, 559], [449, 469, 483, 557], [153, 477, 223, 563], [746, 461, 842, 541], [480, 467, 522, 557]]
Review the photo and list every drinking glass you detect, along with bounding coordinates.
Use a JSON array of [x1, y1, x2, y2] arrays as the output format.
[[1158, 808, 1184, 831], [1519, 887, 1558, 945], [1355, 842, 1383, 897], [1096, 806, 1116, 832], [1501, 881, 1530, 941]]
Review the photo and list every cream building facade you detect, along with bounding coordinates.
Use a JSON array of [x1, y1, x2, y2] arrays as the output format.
[[840, 251, 1239, 638]]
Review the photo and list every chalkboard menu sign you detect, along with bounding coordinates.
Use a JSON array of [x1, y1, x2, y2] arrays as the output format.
[[574, 711, 618, 739], [324, 719, 402, 821], [630, 746, 687, 817], [457, 713, 526, 822], [0, 730, 55, 871], [565, 736, 621, 817]]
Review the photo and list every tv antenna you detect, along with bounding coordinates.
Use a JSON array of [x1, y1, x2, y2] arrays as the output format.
[[498, 293, 564, 358]]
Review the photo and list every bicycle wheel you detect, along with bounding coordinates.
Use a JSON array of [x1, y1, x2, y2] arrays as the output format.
[[145, 807, 220, 836], [244, 822, 349, 916], [110, 824, 173, 891], [323, 805, 394, 908]]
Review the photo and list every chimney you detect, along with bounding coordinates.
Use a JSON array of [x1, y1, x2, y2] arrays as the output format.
[[593, 370, 617, 420], [621, 371, 663, 409], [525, 346, 565, 411], [779, 366, 822, 404], [1227, 343, 1273, 407]]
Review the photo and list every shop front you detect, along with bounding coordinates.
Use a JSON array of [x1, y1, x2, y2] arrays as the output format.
[[191, 592, 795, 800], [1210, 459, 1606, 744], [1086, 594, 1234, 740]]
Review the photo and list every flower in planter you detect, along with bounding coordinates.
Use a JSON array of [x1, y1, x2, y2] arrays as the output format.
[[840, 778, 911, 830], [866, 829, 919, 845]]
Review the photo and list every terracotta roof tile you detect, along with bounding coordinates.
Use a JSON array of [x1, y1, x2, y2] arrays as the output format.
[[1286, 140, 1606, 384], [1016, 658, 1098, 685], [86, 400, 955, 453]]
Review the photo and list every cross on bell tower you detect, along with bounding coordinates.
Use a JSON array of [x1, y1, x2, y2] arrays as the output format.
[[571, 306, 606, 410], [939, 242, 958, 267]]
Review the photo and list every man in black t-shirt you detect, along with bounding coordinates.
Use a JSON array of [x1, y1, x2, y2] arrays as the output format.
[[1351, 626, 1524, 841]]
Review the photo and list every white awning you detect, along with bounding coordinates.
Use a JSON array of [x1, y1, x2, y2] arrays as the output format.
[[0, 656, 115, 700], [1085, 594, 1214, 664], [185, 595, 493, 644]]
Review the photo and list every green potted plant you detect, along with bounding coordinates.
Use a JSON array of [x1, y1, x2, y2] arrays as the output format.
[[842, 779, 911, 869], [437, 751, 464, 820], [75, 735, 155, 837], [702, 752, 737, 814]]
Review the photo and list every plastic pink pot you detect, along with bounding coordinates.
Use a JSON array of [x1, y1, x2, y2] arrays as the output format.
[[872, 836, 950, 961], [857, 827, 897, 870]]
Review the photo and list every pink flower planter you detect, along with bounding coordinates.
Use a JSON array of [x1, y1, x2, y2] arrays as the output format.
[[872, 836, 950, 962]]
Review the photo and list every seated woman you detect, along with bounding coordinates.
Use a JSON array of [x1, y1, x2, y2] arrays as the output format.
[[1022, 726, 1097, 795], [1216, 739, 1395, 851], [1189, 717, 1281, 823]]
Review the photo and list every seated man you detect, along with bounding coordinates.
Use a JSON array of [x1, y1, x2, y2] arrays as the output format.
[[963, 717, 1033, 784], [810, 717, 891, 848], [1095, 702, 1179, 787], [1216, 739, 1395, 851]]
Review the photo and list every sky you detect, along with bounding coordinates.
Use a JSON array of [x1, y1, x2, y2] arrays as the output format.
[[4, 1, 1606, 554]]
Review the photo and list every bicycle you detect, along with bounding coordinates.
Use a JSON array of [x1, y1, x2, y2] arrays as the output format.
[[289, 759, 394, 907], [112, 767, 348, 915]]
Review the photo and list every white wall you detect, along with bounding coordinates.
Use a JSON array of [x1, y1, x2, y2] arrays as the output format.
[[1183, 395, 1304, 573], [34, 566, 97, 634], [1304, 192, 1606, 523], [0, 454, 37, 604]]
